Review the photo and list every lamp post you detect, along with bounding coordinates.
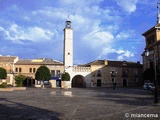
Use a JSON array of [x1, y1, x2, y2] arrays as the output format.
[[145, 49, 158, 103], [110, 71, 117, 90]]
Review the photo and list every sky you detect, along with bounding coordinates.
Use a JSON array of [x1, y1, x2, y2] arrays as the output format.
[[0, 0, 159, 65]]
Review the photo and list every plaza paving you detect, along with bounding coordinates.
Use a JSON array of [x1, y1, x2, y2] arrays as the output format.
[[0, 87, 160, 120]]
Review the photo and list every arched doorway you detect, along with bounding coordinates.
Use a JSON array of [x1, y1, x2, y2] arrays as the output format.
[[23, 77, 35, 87], [72, 75, 86, 88]]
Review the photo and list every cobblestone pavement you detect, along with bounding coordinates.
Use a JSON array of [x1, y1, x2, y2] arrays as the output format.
[[0, 87, 160, 120]]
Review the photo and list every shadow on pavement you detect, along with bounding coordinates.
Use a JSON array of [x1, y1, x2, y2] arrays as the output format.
[[0, 98, 62, 120]]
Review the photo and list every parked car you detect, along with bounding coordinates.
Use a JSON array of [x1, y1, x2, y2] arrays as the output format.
[[143, 83, 155, 91]]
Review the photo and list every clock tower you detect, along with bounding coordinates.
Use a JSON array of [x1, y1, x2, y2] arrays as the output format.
[[63, 20, 73, 68]]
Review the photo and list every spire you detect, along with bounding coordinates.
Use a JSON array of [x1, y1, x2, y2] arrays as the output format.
[[67, 14, 70, 21], [157, 2, 160, 23]]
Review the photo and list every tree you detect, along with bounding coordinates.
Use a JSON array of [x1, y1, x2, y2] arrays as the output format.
[[35, 66, 51, 81], [15, 75, 26, 87], [0, 67, 7, 79], [62, 72, 70, 81]]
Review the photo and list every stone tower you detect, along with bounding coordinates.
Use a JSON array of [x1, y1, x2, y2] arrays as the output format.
[[63, 20, 73, 70]]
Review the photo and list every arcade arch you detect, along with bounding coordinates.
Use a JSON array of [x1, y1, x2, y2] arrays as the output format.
[[72, 75, 86, 88]]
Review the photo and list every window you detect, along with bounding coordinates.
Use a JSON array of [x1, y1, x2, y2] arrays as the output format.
[[147, 34, 155, 45], [19, 68, 22, 73], [110, 70, 117, 77], [15, 67, 22, 73], [112, 78, 115, 82], [15, 67, 18, 72], [51, 70, 55, 77], [97, 70, 102, 77], [29, 68, 32, 73], [134, 70, 138, 77], [33, 68, 36, 73], [122, 70, 128, 77], [56, 70, 60, 77]]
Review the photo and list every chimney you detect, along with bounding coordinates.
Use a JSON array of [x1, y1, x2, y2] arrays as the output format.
[[104, 59, 108, 65]]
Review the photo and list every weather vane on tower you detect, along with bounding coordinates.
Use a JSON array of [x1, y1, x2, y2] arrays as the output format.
[[66, 11, 71, 28]]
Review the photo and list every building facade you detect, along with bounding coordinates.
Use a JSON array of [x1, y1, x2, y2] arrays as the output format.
[[77, 60, 143, 87], [0, 20, 143, 88], [0, 56, 18, 85], [142, 5, 160, 85]]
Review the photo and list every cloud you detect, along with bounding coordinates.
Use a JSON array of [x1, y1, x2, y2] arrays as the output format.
[[114, 0, 138, 13], [115, 30, 135, 40], [0, 0, 144, 63], [98, 47, 134, 60], [0, 24, 54, 43], [83, 30, 114, 48]]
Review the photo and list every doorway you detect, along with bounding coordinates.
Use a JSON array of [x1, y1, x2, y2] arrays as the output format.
[[72, 75, 86, 88], [97, 79, 101, 87], [123, 79, 127, 87]]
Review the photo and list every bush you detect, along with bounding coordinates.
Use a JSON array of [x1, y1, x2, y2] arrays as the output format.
[[0, 67, 7, 79], [15, 75, 26, 87], [62, 72, 70, 81], [0, 82, 7, 88]]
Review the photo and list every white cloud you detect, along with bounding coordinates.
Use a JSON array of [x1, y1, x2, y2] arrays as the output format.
[[83, 30, 114, 48], [115, 30, 135, 40], [115, 0, 138, 13], [98, 47, 134, 60], [117, 50, 134, 60], [0, 0, 143, 63], [1, 24, 54, 42]]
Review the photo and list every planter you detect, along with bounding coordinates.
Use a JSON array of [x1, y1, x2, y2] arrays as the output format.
[[13, 87, 26, 90], [0, 88, 13, 91], [0, 87, 26, 91], [61, 81, 71, 89], [61, 81, 69, 89]]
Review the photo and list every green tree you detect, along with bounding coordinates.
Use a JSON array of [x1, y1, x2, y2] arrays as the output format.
[[0, 67, 7, 79], [15, 75, 26, 87], [62, 72, 70, 81], [35, 66, 51, 81]]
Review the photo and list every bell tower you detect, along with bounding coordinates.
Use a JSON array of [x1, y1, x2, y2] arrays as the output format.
[[63, 20, 73, 68]]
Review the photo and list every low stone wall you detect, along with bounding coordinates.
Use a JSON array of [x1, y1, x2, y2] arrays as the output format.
[[0, 88, 13, 91], [13, 87, 26, 90], [0, 87, 26, 91]]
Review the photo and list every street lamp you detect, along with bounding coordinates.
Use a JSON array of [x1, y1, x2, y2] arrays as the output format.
[[145, 49, 158, 103]]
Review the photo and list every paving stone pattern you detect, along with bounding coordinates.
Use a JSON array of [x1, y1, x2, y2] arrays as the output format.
[[0, 87, 160, 120]]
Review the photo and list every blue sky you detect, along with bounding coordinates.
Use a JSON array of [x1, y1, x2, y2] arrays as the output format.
[[0, 0, 158, 64]]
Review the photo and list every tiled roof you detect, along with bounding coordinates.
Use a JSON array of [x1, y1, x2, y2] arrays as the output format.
[[15, 58, 63, 65], [155, 23, 160, 28], [0, 56, 18, 62], [85, 60, 105, 66], [84, 60, 142, 67], [142, 23, 160, 36]]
